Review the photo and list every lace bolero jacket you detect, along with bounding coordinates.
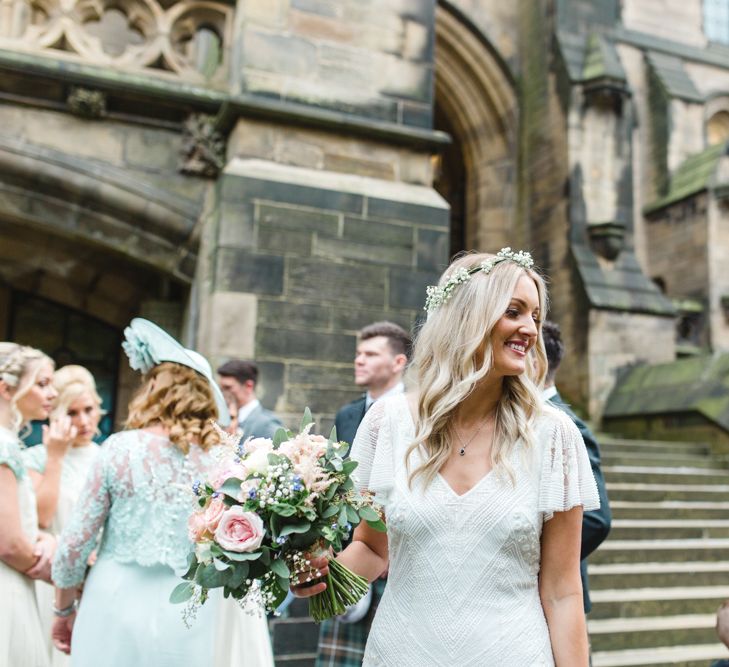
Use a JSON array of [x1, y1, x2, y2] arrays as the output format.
[[52, 429, 217, 588]]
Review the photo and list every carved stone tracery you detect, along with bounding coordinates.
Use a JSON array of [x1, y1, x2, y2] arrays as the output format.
[[0, 0, 232, 84]]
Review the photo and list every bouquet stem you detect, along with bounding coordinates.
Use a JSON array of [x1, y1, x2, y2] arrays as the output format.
[[308, 558, 369, 623]]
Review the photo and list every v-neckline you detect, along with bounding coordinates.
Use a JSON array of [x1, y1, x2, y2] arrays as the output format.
[[436, 469, 494, 499], [398, 394, 495, 499]]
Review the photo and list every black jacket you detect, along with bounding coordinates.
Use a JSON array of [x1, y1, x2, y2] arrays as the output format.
[[549, 390, 612, 614], [334, 395, 367, 454]]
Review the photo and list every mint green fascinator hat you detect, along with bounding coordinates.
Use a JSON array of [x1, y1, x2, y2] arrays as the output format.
[[122, 318, 230, 427]]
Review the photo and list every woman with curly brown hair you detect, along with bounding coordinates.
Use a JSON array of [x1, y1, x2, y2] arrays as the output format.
[[50, 319, 230, 667]]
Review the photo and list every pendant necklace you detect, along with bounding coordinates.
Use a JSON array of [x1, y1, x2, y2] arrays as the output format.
[[455, 412, 494, 456]]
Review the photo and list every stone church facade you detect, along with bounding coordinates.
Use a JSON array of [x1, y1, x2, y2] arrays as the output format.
[[1, 0, 727, 426]]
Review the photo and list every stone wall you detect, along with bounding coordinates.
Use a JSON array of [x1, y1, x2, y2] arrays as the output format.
[[708, 197, 729, 350], [518, 0, 586, 404], [644, 193, 709, 300], [588, 309, 676, 418], [236, 0, 437, 128], [621, 0, 705, 47], [199, 157, 448, 427]]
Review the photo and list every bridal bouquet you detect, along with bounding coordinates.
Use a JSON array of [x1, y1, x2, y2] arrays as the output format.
[[171, 409, 384, 622]]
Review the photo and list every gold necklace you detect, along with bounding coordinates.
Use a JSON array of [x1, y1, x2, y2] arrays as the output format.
[[455, 413, 494, 456]]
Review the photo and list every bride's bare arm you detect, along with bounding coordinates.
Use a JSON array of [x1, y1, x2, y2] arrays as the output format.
[[292, 508, 389, 597]]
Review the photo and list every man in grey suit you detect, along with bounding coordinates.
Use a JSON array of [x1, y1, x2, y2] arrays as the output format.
[[217, 360, 283, 440]]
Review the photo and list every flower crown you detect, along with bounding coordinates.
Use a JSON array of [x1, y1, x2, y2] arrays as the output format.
[[424, 247, 534, 313]]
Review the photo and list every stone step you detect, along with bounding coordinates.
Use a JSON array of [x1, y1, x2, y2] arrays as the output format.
[[609, 500, 729, 520], [604, 465, 729, 485], [602, 452, 727, 469], [592, 642, 729, 667], [609, 519, 729, 540], [588, 585, 729, 619], [597, 436, 711, 456], [592, 538, 729, 564], [588, 561, 729, 590], [606, 483, 729, 503], [588, 613, 717, 652]]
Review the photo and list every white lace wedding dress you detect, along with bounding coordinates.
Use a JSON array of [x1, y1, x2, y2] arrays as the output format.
[[350, 394, 599, 667]]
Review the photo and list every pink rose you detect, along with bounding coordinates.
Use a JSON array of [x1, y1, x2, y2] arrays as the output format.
[[204, 498, 227, 532], [215, 506, 265, 553], [244, 437, 273, 454], [187, 511, 208, 542], [212, 460, 248, 490]]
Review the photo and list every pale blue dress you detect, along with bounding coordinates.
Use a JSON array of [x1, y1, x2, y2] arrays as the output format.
[[52, 430, 220, 667]]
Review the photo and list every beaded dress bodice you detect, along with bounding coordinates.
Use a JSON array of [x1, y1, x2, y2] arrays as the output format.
[[0, 426, 38, 543], [350, 394, 599, 667], [53, 430, 216, 588]]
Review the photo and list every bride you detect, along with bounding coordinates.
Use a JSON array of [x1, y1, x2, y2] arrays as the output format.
[[294, 250, 599, 665]]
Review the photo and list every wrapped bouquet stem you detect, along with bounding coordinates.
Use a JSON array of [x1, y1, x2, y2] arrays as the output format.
[[171, 409, 384, 623]]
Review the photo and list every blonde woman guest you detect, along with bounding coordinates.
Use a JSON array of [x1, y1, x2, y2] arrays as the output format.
[[294, 249, 600, 666], [51, 319, 230, 667], [0, 343, 59, 667], [24, 365, 103, 666]]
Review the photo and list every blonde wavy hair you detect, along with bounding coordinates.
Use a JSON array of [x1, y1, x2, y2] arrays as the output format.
[[52, 365, 105, 435], [405, 252, 548, 488], [126, 362, 218, 453], [0, 342, 54, 433]]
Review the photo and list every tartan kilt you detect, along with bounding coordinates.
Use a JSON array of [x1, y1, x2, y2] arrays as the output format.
[[315, 578, 386, 667]]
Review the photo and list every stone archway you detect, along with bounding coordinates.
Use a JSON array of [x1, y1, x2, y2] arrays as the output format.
[[434, 3, 518, 254]]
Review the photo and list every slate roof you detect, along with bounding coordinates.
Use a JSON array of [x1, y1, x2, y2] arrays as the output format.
[[644, 141, 729, 213]]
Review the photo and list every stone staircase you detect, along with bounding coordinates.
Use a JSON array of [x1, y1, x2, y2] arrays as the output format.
[[270, 435, 729, 666], [590, 435, 729, 667]]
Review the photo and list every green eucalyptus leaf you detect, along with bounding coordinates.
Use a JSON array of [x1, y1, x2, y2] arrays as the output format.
[[169, 582, 194, 604], [270, 558, 290, 579], [271, 503, 297, 517], [322, 504, 339, 518], [329, 425, 338, 443], [280, 519, 311, 537], [196, 562, 231, 588], [366, 518, 387, 532], [341, 478, 354, 491], [213, 557, 230, 572], [221, 549, 263, 562], [325, 483, 339, 501], [358, 505, 380, 522], [338, 505, 348, 527], [273, 427, 289, 448], [331, 457, 343, 472], [345, 505, 360, 525], [342, 459, 358, 475], [300, 407, 314, 431], [219, 478, 243, 499], [227, 562, 249, 590]]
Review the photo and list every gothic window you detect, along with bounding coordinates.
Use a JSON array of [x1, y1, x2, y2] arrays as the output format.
[[83, 7, 145, 57], [705, 0, 729, 44]]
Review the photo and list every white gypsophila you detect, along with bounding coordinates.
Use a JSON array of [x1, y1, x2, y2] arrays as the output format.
[[424, 247, 534, 313]]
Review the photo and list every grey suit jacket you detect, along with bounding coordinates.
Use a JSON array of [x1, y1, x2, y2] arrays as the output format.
[[239, 403, 283, 440]]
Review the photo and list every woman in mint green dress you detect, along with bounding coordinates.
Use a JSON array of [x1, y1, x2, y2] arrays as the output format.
[[51, 319, 231, 666]]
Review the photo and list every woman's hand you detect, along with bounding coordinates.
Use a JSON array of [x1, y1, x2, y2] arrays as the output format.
[[43, 416, 76, 459], [25, 532, 56, 582], [51, 613, 75, 654], [290, 555, 329, 598]]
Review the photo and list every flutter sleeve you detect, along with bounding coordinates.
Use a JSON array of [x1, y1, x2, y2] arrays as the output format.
[[0, 434, 26, 479], [538, 409, 601, 522], [349, 398, 395, 507], [52, 437, 114, 587], [21, 444, 47, 473]]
